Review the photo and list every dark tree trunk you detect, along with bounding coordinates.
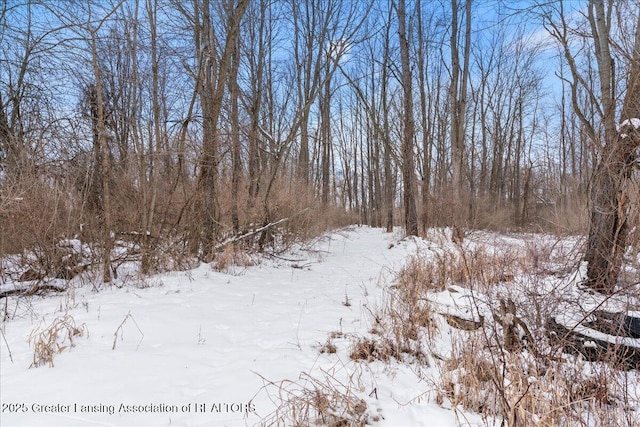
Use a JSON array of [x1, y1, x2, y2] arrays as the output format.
[[0, 92, 16, 174], [584, 3, 640, 293], [397, 0, 419, 237], [585, 121, 639, 293]]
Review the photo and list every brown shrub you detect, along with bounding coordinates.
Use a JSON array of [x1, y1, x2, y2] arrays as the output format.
[[1, 177, 76, 255], [211, 244, 256, 273]]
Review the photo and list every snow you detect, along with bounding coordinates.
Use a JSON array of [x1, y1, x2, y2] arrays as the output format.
[[0, 227, 486, 427], [621, 118, 640, 129], [430, 285, 490, 324], [617, 117, 640, 133], [3, 226, 638, 426]]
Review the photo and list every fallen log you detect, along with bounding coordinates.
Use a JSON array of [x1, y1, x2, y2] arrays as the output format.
[[0, 282, 66, 299], [586, 310, 640, 339], [442, 313, 483, 331], [547, 315, 640, 369]]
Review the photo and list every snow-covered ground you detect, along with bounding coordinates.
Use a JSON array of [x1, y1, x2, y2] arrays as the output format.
[[4, 226, 639, 427], [1, 226, 487, 427]]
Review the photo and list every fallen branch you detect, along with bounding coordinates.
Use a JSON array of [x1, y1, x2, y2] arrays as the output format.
[[0, 282, 66, 299], [213, 208, 310, 251]]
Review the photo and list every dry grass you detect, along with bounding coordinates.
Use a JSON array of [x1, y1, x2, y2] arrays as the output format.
[[319, 338, 337, 355], [538, 200, 590, 235], [438, 332, 640, 427], [211, 244, 257, 274], [375, 231, 640, 426], [256, 370, 369, 427], [349, 337, 394, 363], [28, 314, 88, 368], [395, 242, 523, 297], [347, 268, 437, 365]]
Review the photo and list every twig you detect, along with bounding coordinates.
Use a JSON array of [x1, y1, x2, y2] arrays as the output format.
[[0, 327, 13, 363], [112, 312, 144, 350], [266, 253, 307, 262]]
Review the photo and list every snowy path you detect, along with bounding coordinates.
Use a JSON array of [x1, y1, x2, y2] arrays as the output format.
[[1, 227, 477, 427]]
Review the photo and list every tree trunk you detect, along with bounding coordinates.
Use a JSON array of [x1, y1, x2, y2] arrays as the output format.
[[397, 0, 419, 237], [142, 0, 160, 274], [192, 0, 248, 259], [0, 92, 16, 174], [320, 64, 331, 208], [381, 50, 393, 232], [230, 34, 241, 234], [584, 1, 640, 293], [90, 28, 112, 283], [246, 0, 267, 209]]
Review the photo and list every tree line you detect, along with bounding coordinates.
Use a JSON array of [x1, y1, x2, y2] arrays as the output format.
[[1, 0, 638, 292]]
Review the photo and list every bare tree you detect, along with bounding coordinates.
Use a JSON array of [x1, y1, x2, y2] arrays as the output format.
[[77, 1, 126, 282], [416, 0, 432, 231], [396, 0, 418, 236], [449, 0, 472, 201], [544, 0, 640, 293], [0, 0, 53, 177], [141, 0, 163, 273], [584, 1, 640, 292], [242, 0, 268, 211], [333, 6, 396, 231], [229, 21, 241, 234], [186, 0, 249, 259]]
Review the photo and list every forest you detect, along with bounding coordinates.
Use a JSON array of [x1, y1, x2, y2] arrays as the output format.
[[2, 0, 637, 275], [1, 1, 640, 426]]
